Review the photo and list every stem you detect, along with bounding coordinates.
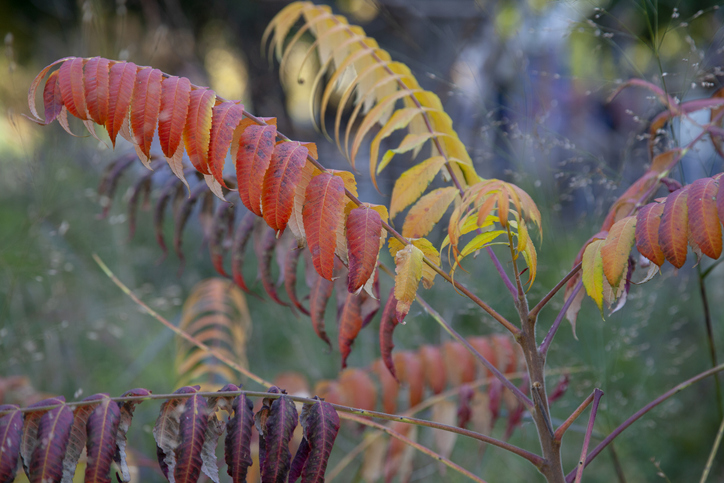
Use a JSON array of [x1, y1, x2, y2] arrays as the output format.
[[573, 389, 604, 483], [699, 414, 724, 483], [697, 265, 723, 419], [487, 246, 517, 297], [530, 263, 582, 321], [92, 253, 274, 388], [565, 362, 724, 482], [540, 281, 583, 356], [554, 392, 595, 443], [507, 225, 526, 304]]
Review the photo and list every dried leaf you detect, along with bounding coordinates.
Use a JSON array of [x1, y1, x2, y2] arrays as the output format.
[[0, 405, 23, 482], [84, 395, 121, 483], [115, 388, 151, 482], [154, 386, 199, 481]]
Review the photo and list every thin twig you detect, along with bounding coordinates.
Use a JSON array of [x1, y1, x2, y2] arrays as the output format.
[[554, 392, 595, 443], [573, 389, 604, 483], [487, 246, 517, 297], [565, 362, 724, 482], [540, 281, 583, 356], [697, 265, 723, 419], [529, 262, 582, 321], [699, 414, 724, 483]]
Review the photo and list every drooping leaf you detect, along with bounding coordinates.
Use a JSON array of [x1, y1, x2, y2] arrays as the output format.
[[298, 398, 340, 483], [41, 70, 64, 125], [154, 386, 199, 481], [635, 202, 665, 266], [261, 394, 298, 483], [231, 212, 258, 295], [26, 57, 72, 123], [303, 173, 346, 280], [199, 385, 237, 483], [62, 395, 101, 482], [392, 244, 424, 321], [29, 400, 74, 483], [237, 122, 278, 216], [346, 206, 383, 293], [225, 393, 255, 483], [379, 288, 400, 381], [284, 246, 310, 316], [173, 182, 210, 266], [601, 216, 637, 288], [105, 61, 137, 146], [442, 341, 476, 387], [115, 388, 151, 482], [208, 101, 245, 187], [339, 292, 363, 369], [0, 405, 22, 482], [582, 239, 605, 313], [394, 352, 425, 408], [84, 395, 121, 483], [257, 226, 289, 306], [20, 397, 65, 478], [262, 141, 309, 233], [97, 152, 138, 219], [658, 187, 690, 268], [337, 369, 378, 412], [309, 274, 334, 349], [174, 392, 209, 483], [373, 360, 399, 415], [402, 186, 459, 239], [288, 436, 310, 483], [184, 88, 216, 175], [209, 202, 235, 277], [389, 156, 448, 219], [687, 177, 722, 259], [153, 175, 185, 257]]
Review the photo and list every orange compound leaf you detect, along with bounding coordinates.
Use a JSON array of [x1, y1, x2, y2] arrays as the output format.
[[688, 177, 722, 260], [394, 351, 424, 408], [184, 88, 216, 175], [393, 244, 424, 321], [309, 274, 334, 349], [58, 57, 88, 120], [208, 101, 245, 187], [303, 173, 346, 280], [42, 70, 63, 125], [338, 369, 378, 412], [379, 288, 400, 381], [339, 292, 363, 369], [373, 359, 399, 415], [130, 67, 163, 161], [418, 345, 446, 395], [158, 76, 191, 159], [467, 336, 497, 378], [635, 202, 665, 266], [658, 187, 690, 268], [262, 141, 309, 233], [236, 123, 277, 216], [601, 216, 637, 288], [83, 56, 110, 125], [106, 61, 137, 146], [442, 341, 476, 386], [347, 206, 383, 293]]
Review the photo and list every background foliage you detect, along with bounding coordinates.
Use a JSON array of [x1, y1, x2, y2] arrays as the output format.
[[1, 0, 723, 481]]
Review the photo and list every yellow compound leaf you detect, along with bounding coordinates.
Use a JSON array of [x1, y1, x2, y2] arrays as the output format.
[[393, 244, 424, 321], [582, 239, 605, 314]]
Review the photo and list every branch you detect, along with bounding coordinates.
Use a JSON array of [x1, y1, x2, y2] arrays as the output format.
[[539, 280, 583, 356], [554, 391, 595, 443], [487, 246, 518, 297], [529, 262, 582, 321], [699, 414, 724, 483], [565, 362, 724, 482], [573, 388, 604, 483]]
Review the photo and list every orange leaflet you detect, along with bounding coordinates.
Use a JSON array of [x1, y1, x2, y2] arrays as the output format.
[[262, 142, 309, 233], [658, 187, 690, 268], [379, 289, 400, 381], [687, 177, 722, 259], [83, 57, 110, 125], [158, 76, 191, 159], [303, 173, 345, 280], [346, 206, 383, 293], [372, 359, 399, 415], [601, 216, 637, 288], [394, 352, 424, 408], [338, 369, 377, 412], [130, 68, 163, 159], [106, 61, 137, 146], [418, 345, 446, 395], [236, 123, 277, 216], [338, 292, 363, 369], [208, 101, 245, 187], [183, 88, 216, 175], [58, 57, 88, 120], [635, 202, 665, 266]]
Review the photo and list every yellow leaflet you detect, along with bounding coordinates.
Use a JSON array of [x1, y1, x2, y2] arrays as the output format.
[[394, 244, 424, 319], [402, 187, 459, 239], [520, 237, 537, 289], [409, 238, 440, 289], [389, 156, 447, 219], [458, 231, 508, 259], [369, 107, 430, 175], [378, 132, 446, 174], [582, 239, 605, 314]]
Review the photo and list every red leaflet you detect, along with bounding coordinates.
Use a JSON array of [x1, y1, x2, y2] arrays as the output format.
[[42, 70, 63, 125], [106, 61, 137, 146], [303, 173, 346, 280], [418, 345, 446, 395], [262, 142, 309, 233], [299, 398, 340, 483], [26, 57, 72, 122], [209, 202, 235, 277], [347, 206, 383, 293], [130, 67, 163, 159], [231, 212, 257, 295], [261, 394, 298, 483], [29, 401, 74, 483], [0, 405, 22, 482], [284, 246, 310, 315], [208, 101, 245, 187], [373, 360, 399, 415], [237, 123, 277, 216], [457, 386, 474, 428], [58, 57, 88, 120], [85, 395, 121, 483], [115, 388, 151, 482], [158, 76, 191, 158], [174, 393, 209, 483], [339, 292, 363, 369], [184, 88, 216, 175], [688, 177, 722, 259], [225, 393, 255, 483], [84, 56, 110, 125], [635, 202, 665, 266], [309, 274, 334, 349], [258, 226, 289, 306], [658, 187, 690, 268], [379, 289, 400, 381]]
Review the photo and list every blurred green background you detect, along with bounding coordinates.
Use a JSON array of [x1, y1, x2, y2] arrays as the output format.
[[1, 0, 724, 481]]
